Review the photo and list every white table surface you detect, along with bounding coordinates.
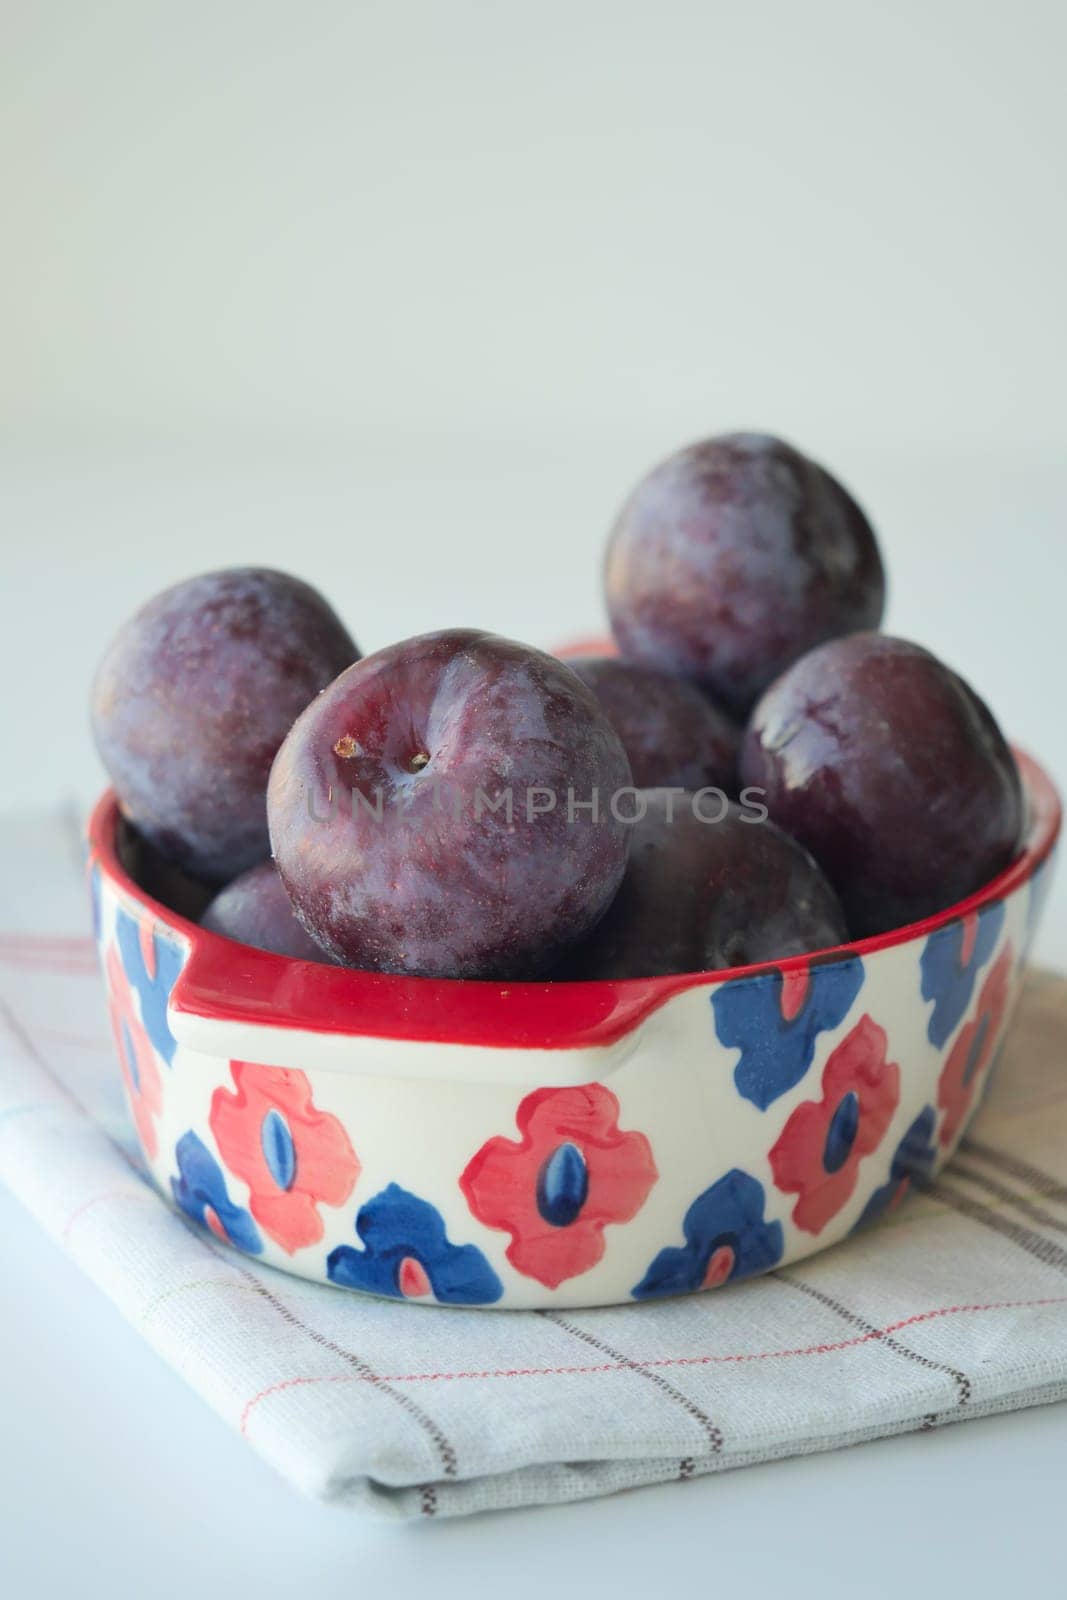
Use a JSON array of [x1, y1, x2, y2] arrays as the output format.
[[1, 444, 1065, 1595]]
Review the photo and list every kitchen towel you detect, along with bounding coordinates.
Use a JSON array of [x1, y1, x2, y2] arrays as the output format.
[[2, 808, 1067, 1520]]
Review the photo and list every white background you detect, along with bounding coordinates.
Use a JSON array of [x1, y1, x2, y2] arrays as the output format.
[[1, 2, 1066, 1594]]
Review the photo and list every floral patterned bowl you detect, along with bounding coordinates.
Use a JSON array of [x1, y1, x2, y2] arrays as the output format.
[[87, 751, 1059, 1310]]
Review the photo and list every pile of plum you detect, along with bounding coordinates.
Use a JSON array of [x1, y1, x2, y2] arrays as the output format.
[[91, 433, 1024, 982]]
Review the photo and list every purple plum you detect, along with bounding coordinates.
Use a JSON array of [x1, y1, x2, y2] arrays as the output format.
[[559, 790, 848, 979], [740, 633, 1024, 937], [201, 861, 334, 962], [267, 630, 633, 978], [92, 568, 358, 883], [565, 656, 739, 793], [605, 432, 885, 715]]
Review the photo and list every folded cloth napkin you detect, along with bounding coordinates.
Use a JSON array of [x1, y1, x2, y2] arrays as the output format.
[[2, 809, 1067, 1521]]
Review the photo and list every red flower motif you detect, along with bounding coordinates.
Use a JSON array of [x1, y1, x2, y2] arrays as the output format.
[[769, 1014, 900, 1235], [937, 944, 1014, 1149], [210, 1061, 360, 1254], [459, 1085, 658, 1289], [106, 945, 163, 1159]]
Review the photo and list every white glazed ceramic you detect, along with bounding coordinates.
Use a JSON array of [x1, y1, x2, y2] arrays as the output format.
[[88, 752, 1059, 1310]]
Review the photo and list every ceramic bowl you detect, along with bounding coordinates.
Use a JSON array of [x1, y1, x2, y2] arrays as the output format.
[[87, 751, 1060, 1310]]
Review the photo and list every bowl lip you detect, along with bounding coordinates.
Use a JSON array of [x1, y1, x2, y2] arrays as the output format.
[[87, 747, 1061, 1053]]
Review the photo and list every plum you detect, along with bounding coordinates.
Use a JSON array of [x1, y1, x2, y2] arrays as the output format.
[[566, 655, 739, 793], [605, 432, 885, 715], [267, 630, 633, 978], [559, 790, 848, 979], [92, 568, 358, 883], [740, 633, 1024, 938], [201, 861, 332, 962]]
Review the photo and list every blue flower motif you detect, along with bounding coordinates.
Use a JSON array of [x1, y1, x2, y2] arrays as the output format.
[[712, 958, 864, 1110], [855, 1106, 938, 1229], [632, 1169, 784, 1299], [115, 906, 183, 1067], [327, 1183, 504, 1305], [171, 1131, 262, 1254], [920, 901, 1005, 1048]]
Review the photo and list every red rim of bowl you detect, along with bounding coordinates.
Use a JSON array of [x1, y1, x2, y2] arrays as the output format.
[[88, 748, 1061, 1052]]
